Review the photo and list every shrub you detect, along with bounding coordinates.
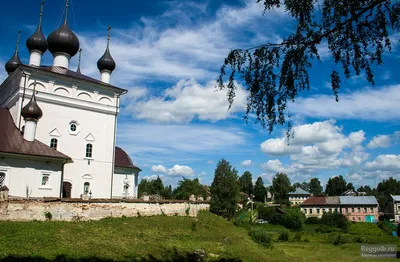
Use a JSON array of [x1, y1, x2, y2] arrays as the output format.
[[320, 212, 349, 232], [303, 237, 310, 242], [348, 222, 384, 235], [316, 225, 342, 233], [331, 234, 347, 246], [258, 206, 277, 221], [377, 221, 395, 235], [269, 213, 283, 225], [305, 217, 321, 225], [293, 232, 302, 242], [278, 230, 289, 242], [248, 227, 273, 248], [280, 208, 305, 231], [191, 221, 197, 231], [185, 207, 190, 216], [44, 211, 52, 221]]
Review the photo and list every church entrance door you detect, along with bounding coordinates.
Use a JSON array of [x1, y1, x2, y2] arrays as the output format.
[[63, 182, 72, 198]]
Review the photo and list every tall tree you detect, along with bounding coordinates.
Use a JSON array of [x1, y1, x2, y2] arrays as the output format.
[[218, 1, 400, 133], [253, 177, 267, 202], [293, 182, 310, 192], [309, 178, 323, 196], [375, 177, 400, 209], [238, 171, 254, 195], [210, 159, 240, 219], [173, 178, 207, 200], [272, 173, 291, 201], [346, 183, 355, 191], [325, 176, 347, 196], [357, 185, 372, 195]]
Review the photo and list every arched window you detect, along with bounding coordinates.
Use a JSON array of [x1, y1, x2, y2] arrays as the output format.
[[50, 138, 58, 150], [0, 172, 5, 187], [83, 182, 90, 194], [86, 144, 93, 158]]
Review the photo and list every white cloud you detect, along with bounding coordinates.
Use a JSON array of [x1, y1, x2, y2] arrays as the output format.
[[126, 79, 247, 123], [207, 160, 214, 164], [142, 175, 164, 181], [151, 164, 195, 177], [367, 135, 392, 149], [151, 165, 167, 173], [365, 155, 400, 171], [260, 120, 368, 177], [291, 85, 400, 121], [241, 160, 253, 167]]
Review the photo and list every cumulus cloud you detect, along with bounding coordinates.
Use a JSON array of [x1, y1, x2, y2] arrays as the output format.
[[260, 120, 368, 178], [151, 164, 195, 177], [367, 131, 400, 149], [365, 155, 400, 171], [125, 79, 247, 123], [241, 160, 253, 167], [291, 85, 400, 122]]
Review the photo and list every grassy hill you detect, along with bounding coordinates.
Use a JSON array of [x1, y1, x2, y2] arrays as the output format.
[[0, 212, 398, 261], [0, 212, 289, 262]]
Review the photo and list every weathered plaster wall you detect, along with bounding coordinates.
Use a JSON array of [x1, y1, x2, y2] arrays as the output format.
[[0, 200, 209, 221]]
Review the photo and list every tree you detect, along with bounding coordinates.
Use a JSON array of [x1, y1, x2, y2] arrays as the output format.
[[375, 177, 400, 209], [253, 177, 267, 202], [357, 185, 372, 195], [309, 178, 323, 196], [218, 1, 400, 133], [210, 159, 240, 219], [280, 208, 305, 231], [272, 173, 291, 202], [325, 176, 347, 196], [293, 182, 310, 192], [138, 176, 173, 199], [238, 171, 254, 195], [346, 183, 355, 191], [173, 178, 207, 200]]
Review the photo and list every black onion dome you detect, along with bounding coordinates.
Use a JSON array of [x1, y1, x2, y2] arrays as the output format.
[[5, 52, 22, 74], [21, 95, 43, 120], [47, 23, 80, 57], [97, 47, 116, 72], [26, 27, 48, 53]]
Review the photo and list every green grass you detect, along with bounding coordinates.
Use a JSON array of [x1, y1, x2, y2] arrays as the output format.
[[0, 212, 290, 262], [0, 212, 398, 261]]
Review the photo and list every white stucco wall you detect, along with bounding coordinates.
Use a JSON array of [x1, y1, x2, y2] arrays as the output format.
[[0, 157, 63, 198], [113, 168, 139, 198]]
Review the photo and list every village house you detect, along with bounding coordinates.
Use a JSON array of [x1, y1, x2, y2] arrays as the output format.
[[288, 187, 310, 206], [300, 196, 379, 222], [387, 195, 400, 223]]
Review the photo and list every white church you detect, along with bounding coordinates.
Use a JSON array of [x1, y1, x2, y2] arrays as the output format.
[[0, 1, 141, 199]]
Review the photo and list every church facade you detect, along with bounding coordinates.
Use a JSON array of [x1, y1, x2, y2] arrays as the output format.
[[0, 1, 140, 199]]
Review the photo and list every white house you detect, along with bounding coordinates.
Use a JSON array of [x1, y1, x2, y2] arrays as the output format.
[[0, 1, 141, 199]]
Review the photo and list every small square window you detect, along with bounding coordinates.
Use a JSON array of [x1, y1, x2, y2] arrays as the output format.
[[357, 208, 361, 213], [0, 172, 6, 187], [86, 144, 93, 158], [309, 209, 312, 214], [70, 123, 77, 132], [42, 175, 49, 186], [50, 138, 58, 150]]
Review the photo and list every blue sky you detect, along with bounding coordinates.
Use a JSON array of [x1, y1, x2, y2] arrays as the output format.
[[1, 0, 400, 189]]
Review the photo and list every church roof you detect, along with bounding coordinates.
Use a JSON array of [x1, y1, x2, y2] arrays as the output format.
[[0, 108, 70, 160], [19, 65, 126, 93], [115, 146, 141, 171]]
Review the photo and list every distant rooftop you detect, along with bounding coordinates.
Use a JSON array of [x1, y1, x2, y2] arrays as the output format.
[[301, 197, 326, 206], [288, 187, 310, 195], [391, 195, 400, 202], [339, 196, 378, 206]]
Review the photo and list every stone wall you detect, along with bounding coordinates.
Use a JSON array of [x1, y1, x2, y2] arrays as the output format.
[[0, 200, 210, 221]]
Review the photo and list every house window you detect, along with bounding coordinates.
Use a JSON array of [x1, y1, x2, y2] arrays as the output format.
[[358, 217, 361, 221], [323, 208, 326, 213], [351, 208, 355, 213], [352, 217, 355, 221], [83, 182, 90, 194], [0, 172, 5, 187], [309, 209, 312, 214], [41, 174, 49, 186], [364, 208, 367, 213], [69, 121, 80, 135], [329, 208, 332, 213], [357, 208, 361, 213], [371, 208, 375, 212], [86, 144, 93, 158], [50, 138, 58, 150], [304, 209, 307, 214], [317, 208, 320, 214], [345, 208, 349, 213]]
